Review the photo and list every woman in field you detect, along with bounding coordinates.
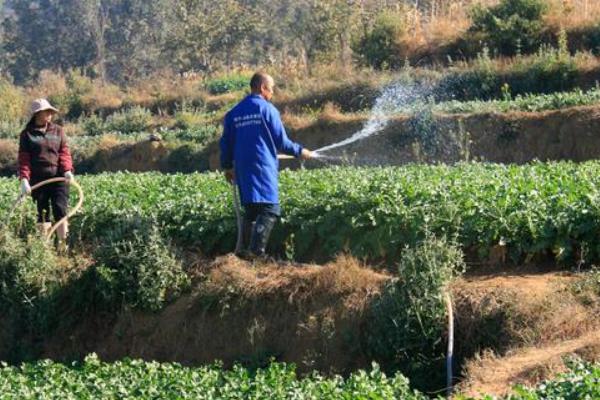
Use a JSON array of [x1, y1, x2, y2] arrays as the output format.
[[17, 98, 75, 249]]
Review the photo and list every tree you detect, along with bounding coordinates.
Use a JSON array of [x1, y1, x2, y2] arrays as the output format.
[[469, 0, 548, 56], [353, 9, 407, 69], [101, 0, 170, 83], [164, 0, 257, 73], [2, 0, 96, 83], [286, 0, 357, 68]]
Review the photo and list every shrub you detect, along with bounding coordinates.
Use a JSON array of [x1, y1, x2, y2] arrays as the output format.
[[435, 48, 502, 101], [510, 37, 578, 95], [80, 114, 105, 136], [0, 79, 26, 125], [205, 73, 250, 95], [0, 120, 23, 139], [174, 108, 208, 130], [0, 230, 64, 341], [365, 234, 464, 386], [435, 41, 578, 102], [34, 70, 84, 120], [0, 231, 61, 309], [170, 125, 220, 145], [469, 0, 548, 56], [92, 216, 190, 311], [105, 106, 153, 134], [353, 10, 406, 70]]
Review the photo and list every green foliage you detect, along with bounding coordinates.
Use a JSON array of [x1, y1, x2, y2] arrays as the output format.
[[205, 73, 250, 95], [0, 231, 62, 312], [435, 87, 600, 114], [0, 230, 64, 347], [80, 114, 105, 136], [174, 108, 207, 129], [510, 41, 578, 95], [578, 22, 600, 56], [165, 125, 220, 145], [436, 48, 502, 101], [470, 0, 548, 56], [0, 120, 22, 139], [365, 235, 464, 385], [0, 355, 429, 399], [353, 10, 406, 69], [436, 44, 580, 102], [105, 106, 153, 134], [4, 162, 600, 265], [0, 79, 26, 124], [92, 216, 190, 311], [172, 107, 220, 144], [505, 360, 600, 399], [571, 267, 600, 308]]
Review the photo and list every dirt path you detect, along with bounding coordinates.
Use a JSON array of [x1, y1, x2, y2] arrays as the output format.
[[455, 270, 600, 397], [460, 330, 600, 397]]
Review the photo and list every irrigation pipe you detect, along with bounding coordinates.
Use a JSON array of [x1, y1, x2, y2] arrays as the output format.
[[3, 177, 84, 241], [445, 291, 454, 398], [232, 181, 243, 254]]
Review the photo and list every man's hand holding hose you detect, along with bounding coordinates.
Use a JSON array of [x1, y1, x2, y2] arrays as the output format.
[[300, 148, 314, 160], [224, 149, 313, 184]]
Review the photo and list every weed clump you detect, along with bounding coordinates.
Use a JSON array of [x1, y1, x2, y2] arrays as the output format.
[[92, 216, 190, 311], [365, 234, 465, 388]]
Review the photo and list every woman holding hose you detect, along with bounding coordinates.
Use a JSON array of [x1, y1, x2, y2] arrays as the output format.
[[17, 98, 74, 249]]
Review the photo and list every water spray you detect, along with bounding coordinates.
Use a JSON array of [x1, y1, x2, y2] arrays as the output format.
[[314, 82, 432, 156]]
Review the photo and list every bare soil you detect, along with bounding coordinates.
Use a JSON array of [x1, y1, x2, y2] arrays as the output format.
[[43, 255, 389, 374], [2, 256, 597, 397], [455, 271, 600, 397]]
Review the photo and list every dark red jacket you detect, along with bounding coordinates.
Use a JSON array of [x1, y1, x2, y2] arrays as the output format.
[[18, 122, 73, 181]]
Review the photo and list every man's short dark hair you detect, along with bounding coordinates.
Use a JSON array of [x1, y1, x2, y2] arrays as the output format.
[[250, 72, 271, 92]]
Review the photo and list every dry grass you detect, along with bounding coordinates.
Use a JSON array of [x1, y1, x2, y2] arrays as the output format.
[[453, 270, 600, 396], [124, 72, 205, 108], [459, 330, 600, 397], [62, 122, 83, 137], [546, 0, 600, 29], [205, 254, 388, 311], [27, 70, 68, 100], [81, 83, 124, 112], [0, 139, 18, 167]]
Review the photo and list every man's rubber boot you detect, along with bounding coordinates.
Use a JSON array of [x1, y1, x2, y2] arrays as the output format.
[[249, 214, 277, 258], [236, 216, 255, 259]]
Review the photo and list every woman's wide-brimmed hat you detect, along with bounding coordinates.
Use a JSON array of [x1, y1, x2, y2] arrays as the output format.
[[30, 98, 59, 115]]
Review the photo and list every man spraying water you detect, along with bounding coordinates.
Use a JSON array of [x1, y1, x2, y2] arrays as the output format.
[[220, 72, 313, 259]]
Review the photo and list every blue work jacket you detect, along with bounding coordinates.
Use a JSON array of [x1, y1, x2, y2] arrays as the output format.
[[220, 94, 303, 205]]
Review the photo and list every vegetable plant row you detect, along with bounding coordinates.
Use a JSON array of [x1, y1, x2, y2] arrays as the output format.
[[1, 355, 598, 399], [2, 162, 600, 264], [0, 355, 427, 400]]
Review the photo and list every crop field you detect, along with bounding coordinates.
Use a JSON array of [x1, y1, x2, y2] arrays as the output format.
[[0, 356, 597, 399], [3, 162, 600, 265], [3, 0, 600, 398]]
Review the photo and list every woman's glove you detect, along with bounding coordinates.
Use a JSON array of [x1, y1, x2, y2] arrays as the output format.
[[64, 171, 75, 185], [20, 179, 31, 196]]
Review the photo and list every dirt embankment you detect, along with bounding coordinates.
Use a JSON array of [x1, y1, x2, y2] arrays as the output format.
[[3, 105, 600, 175], [28, 257, 599, 395], [43, 255, 389, 375], [298, 105, 600, 166], [204, 105, 600, 170], [454, 271, 600, 397]]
